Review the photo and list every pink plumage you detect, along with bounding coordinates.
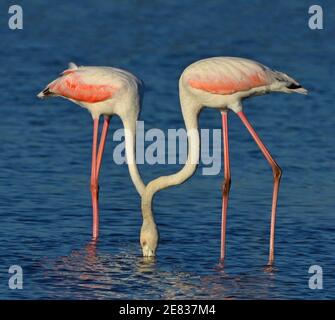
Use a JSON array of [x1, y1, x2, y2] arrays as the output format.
[[48, 71, 117, 103], [183, 57, 307, 96]]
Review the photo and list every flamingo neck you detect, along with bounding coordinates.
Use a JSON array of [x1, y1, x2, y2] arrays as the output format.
[[121, 116, 145, 196], [141, 92, 201, 222]]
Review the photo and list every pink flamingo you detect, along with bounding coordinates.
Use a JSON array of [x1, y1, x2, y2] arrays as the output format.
[[141, 57, 307, 265], [38, 63, 145, 240]]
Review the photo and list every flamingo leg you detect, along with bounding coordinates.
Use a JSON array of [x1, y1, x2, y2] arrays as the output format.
[[91, 118, 99, 240], [220, 112, 231, 263], [96, 117, 110, 180], [90, 117, 110, 240], [237, 111, 282, 266]]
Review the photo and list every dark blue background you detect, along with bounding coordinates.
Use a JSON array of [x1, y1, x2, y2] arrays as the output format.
[[0, 0, 334, 299]]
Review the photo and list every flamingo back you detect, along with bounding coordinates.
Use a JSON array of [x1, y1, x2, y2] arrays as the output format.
[[38, 64, 141, 104], [183, 57, 305, 95]]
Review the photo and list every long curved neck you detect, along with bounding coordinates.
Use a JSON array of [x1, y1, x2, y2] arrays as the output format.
[[121, 115, 145, 196], [142, 89, 201, 221]]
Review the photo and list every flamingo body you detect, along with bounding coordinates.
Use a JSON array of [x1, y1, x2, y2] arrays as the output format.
[[38, 63, 142, 120], [181, 57, 307, 112], [47, 71, 117, 103]]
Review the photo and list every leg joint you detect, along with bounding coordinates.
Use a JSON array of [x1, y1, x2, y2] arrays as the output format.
[[273, 165, 282, 180], [222, 176, 232, 195]]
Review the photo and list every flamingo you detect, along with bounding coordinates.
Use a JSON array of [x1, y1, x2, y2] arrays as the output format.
[[37, 63, 145, 240], [140, 57, 307, 265]]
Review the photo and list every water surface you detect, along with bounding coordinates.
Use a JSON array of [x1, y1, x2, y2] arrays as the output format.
[[0, 0, 334, 299]]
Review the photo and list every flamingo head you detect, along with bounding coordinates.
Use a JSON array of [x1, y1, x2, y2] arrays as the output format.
[[140, 220, 159, 257]]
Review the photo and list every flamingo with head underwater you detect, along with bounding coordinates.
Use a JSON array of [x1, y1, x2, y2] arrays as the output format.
[[38, 63, 145, 241], [140, 57, 307, 266]]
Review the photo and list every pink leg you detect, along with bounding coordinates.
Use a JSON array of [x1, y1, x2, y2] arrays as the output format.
[[220, 112, 231, 263], [90, 117, 110, 240], [237, 111, 282, 266], [96, 117, 110, 180], [91, 119, 99, 240]]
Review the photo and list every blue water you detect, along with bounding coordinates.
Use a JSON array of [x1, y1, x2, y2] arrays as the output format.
[[0, 0, 334, 299]]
